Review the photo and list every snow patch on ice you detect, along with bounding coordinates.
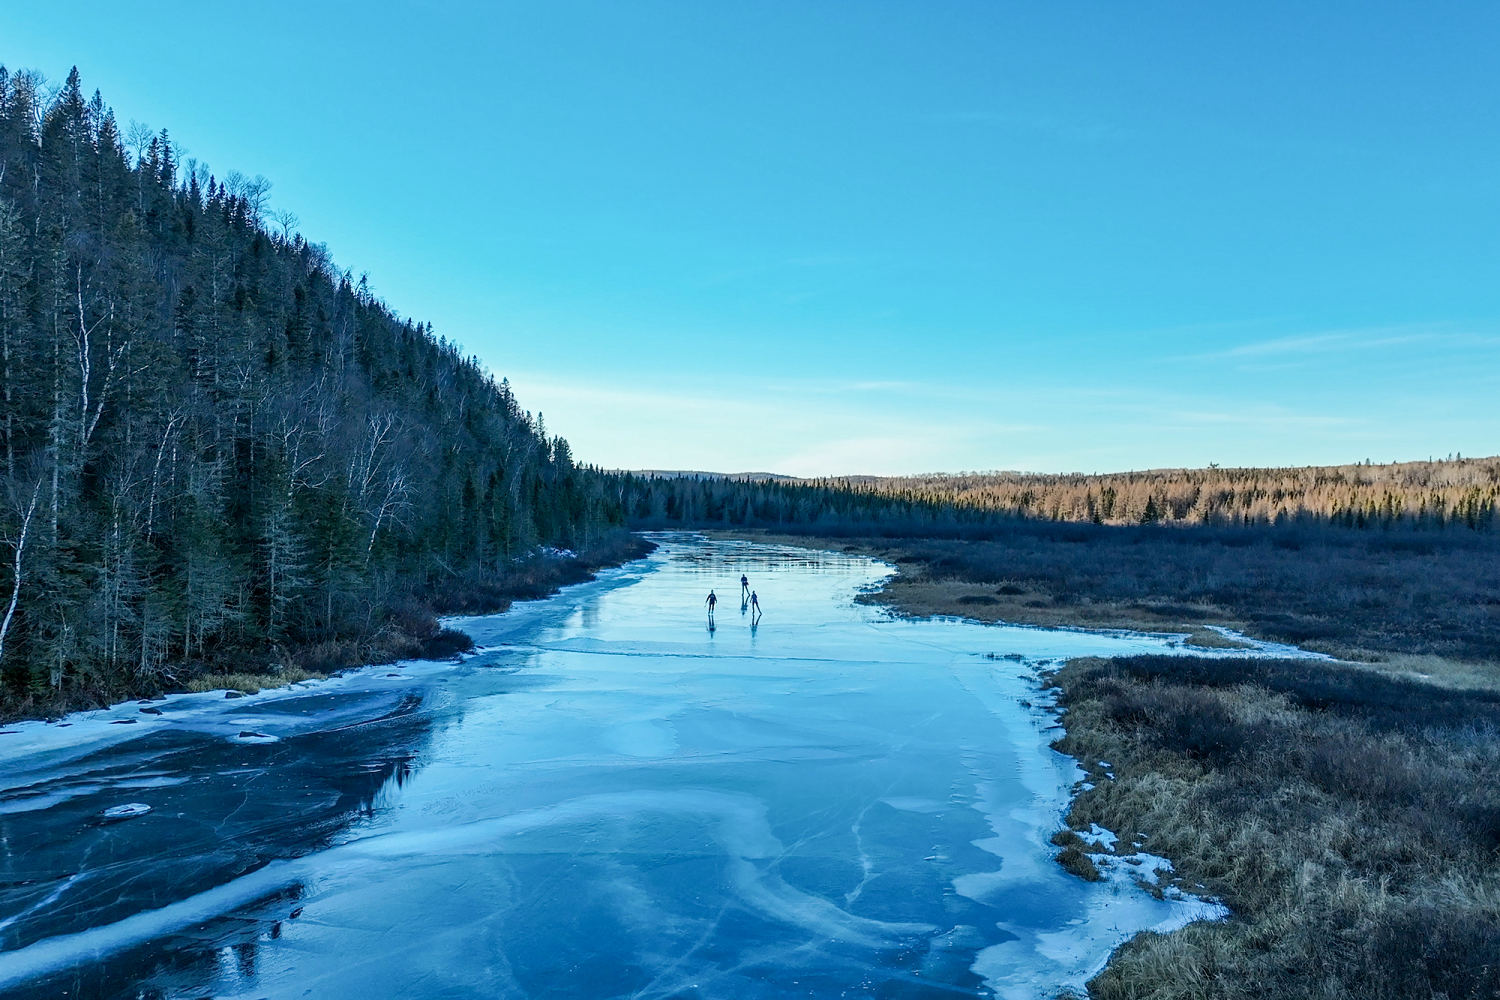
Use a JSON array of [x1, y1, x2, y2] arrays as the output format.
[[230, 730, 280, 745], [1084, 823, 1118, 850], [1198, 624, 1331, 659], [99, 802, 152, 821]]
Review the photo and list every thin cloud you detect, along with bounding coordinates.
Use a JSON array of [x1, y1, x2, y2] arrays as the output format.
[[1179, 327, 1500, 364], [775, 435, 946, 478], [1224, 331, 1426, 358], [506, 370, 1044, 476], [1159, 409, 1363, 430]]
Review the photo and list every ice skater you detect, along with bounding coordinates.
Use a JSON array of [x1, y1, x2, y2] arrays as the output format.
[[750, 590, 761, 624], [740, 574, 750, 599], [705, 589, 718, 623]]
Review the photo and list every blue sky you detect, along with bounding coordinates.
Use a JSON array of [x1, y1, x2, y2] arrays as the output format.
[[6, 2, 1498, 474]]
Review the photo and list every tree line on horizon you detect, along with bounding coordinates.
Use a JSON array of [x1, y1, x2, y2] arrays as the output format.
[[835, 457, 1500, 531], [0, 67, 626, 714], [611, 456, 1500, 535]]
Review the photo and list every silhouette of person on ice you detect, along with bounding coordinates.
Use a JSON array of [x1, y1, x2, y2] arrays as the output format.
[[750, 591, 761, 624], [740, 574, 750, 599], [705, 590, 718, 623]]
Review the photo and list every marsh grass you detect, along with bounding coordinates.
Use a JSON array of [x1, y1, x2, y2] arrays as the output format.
[[183, 669, 327, 695], [1052, 655, 1500, 999], [1056, 843, 1104, 882]]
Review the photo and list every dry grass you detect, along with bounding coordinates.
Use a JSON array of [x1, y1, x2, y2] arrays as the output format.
[[866, 575, 1251, 642], [1056, 843, 1105, 882], [1307, 650, 1500, 692], [182, 669, 327, 695], [1051, 655, 1500, 1000]]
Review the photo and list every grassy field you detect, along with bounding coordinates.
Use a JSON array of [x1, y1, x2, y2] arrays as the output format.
[[722, 526, 1500, 998]]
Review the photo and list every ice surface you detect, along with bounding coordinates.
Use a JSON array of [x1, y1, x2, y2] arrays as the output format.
[[0, 534, 1282, 998]]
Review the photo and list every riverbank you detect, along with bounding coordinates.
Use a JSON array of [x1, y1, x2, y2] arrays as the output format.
[[719, 528, 1500, 999], [1051, 653, 1500, 999], [0, 534, 656, 724]]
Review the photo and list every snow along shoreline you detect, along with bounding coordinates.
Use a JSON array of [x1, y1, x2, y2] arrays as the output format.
[[0, 554, 656, 798]]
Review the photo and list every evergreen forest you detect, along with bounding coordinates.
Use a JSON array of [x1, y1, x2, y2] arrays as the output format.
[[0, 67, 633, 717]]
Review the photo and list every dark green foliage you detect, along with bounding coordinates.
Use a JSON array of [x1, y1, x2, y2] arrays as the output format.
[[0, 67, 630, 717], [614, 472, 995, 536]]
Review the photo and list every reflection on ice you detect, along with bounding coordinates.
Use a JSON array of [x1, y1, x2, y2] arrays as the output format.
[[0, 534, 1295, 998]]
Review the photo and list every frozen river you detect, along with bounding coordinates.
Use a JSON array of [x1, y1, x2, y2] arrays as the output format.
[[0, 535, 1257, 999]]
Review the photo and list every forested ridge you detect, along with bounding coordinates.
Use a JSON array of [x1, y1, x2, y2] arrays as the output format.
[[0, 67, 632, 717]]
